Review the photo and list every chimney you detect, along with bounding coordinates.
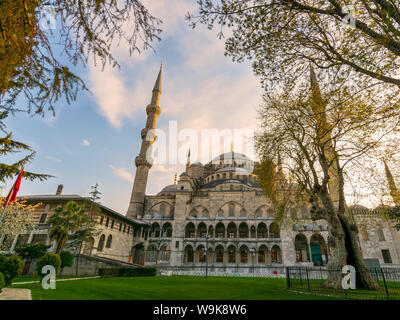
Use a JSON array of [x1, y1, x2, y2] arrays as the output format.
[[56, 184, 63, 195]]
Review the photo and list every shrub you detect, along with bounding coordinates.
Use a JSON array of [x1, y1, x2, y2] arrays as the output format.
[[0, 254, 24, 286], [60, 251, 74, 270], [0, 272, 4, 293], [15, 243, 51, 262], [98, 267, 157, 278], [36, 253, 61, 279], [0, 255, 6, 266]]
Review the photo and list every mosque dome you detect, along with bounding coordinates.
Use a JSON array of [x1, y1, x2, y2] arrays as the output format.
[[160, 184, 178, 193]]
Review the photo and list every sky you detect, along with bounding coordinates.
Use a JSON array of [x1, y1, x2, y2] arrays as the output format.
[[2, 0, 263, 214]]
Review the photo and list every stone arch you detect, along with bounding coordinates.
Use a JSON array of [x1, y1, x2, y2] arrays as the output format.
[[218, 201, 245, 218], [227, 244, 237, 263], [295, 233, 309, 262], [184, 244, 194, 263], [250, 225, 256, 238], [258, 245, 269, 264], [215, 222, 225, 238], [191, 205, 209, 218], [195, 244, 206, 263], [310, 233, 328, 266], [208, 225, 214, 237], [271, 245, 282, 263], [269, 222, 280, 238], [185, 223, 195, 238], [215, 244, 224, 263], [161, 222, 173, 237], [189, 208, 198, 218], [150, 223, 161, 238], [239, 222, 249, 238], [255, 205, 267, 218], [159, 244, 170, 262], [148, 201, 173, 217], [257, 223, 268, 238], [240, 244, 249, 263], [146, 244, 158, 262], [197, 222, 207, 238], [227, 222, 237, 238]]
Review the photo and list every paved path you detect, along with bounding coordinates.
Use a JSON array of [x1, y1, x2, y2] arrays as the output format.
[[13, 276, 100, 285], [0, 288, 32, 300]]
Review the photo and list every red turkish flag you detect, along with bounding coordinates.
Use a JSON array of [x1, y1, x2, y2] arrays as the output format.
[[4, 167, 24, 207]]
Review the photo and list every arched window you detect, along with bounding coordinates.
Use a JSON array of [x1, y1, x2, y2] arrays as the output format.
[[110, 219, 115, 229], [97, 235, 105, 252], [216, 246, 224, 263], [227, 222, 237, 238], [162, 223, 173, 237], [258, 245, 268, 263], [197, 223, 207, 238], [185, 245, 194, 263], [216, 222, 225, 238], [185, 223, 195, 238], [269, 223, 280, 238], [105, 217, 109, 227], [106, 235, 112, 248], [271, 245, 281, 263], [146, 244, 158, 262], [310, 234, 328, 266], [217, 209, 224, 217], [228, 245, 236, 263], [240, 245, 249, 263], [239, 223, 249, 238], [151, 223, 160, 237], [295, 234, 309, 262], [257, 223, 268, 238], [228, 203, 235, 217]]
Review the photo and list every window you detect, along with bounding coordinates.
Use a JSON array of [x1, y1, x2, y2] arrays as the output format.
[[229, 233, 235, 239], [382, 249, 392, 263], [15, 234, 29, 248], [106, 235, 112, 248], [199, 251, 206, 263], [217, 232, 224, 238], [110, 219, 115, 229], [39, 214, 47, 224], [119, 222, 123, 231], [127, 226, 130, 234], [240, 249, 248, 263], [105, 217, 109, 227], [123, 224, 126, 233], [31, 234, 47, 244], [99, 216, 104, 224], [216, 249, 224, 263], [228, 249, 236, 263], [97, 235, 105, 252], [175, 241, 179, 249]]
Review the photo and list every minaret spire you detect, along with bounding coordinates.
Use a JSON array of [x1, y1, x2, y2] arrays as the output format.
[[383, 159, 400, 206], [127, 65, 163, 218]]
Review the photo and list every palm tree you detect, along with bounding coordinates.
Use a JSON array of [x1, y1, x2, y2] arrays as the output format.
[[48, 201, 86, 254]]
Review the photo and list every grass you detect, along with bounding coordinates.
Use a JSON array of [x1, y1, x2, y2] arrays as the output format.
[[12, 276, 341, 300]]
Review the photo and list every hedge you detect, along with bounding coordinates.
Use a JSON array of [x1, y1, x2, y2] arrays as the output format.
[[36, 253, 61, 280], [0, 272, 4, 293], [0, 254, 24, 286], [98, 267, 157, 277]]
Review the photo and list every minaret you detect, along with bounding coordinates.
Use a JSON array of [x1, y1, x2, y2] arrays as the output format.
[[186, 148, 191, 170], [309, 63, 340, 206], [383, 159, 400, 206], [126, 65, 162, 218]]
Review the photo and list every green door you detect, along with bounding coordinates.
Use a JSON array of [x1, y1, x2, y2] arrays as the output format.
[[310, 244, 323, 266]]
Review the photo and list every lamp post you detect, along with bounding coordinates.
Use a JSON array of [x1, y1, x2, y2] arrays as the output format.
[[204, 234, 210, 278]]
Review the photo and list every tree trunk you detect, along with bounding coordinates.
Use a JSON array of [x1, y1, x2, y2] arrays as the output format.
[[323, 211, 348, 289], [56, 238, 66, 254], [338, 213, 379, 290]]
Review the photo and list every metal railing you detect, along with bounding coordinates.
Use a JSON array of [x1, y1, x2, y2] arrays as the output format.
[[286, 266, 400, 300]]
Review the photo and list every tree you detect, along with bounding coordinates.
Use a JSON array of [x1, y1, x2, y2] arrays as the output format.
[[0, 0, 162, 126], [36, 253, 61, 279], [60, 250, 74, 272], [15, 243, 51, 263], [255, 71, 399, 289], [0, 254, 24, 286], [0, 199, 39, 251], [48, 200, 101, 254], [0, 124, 52, 182], [188, 0, 400, 89]]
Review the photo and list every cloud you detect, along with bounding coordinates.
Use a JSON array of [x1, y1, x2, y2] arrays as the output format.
[[81, 139, 91, 147], [45, 156, 63, 163], [109, 165, 133, 182]]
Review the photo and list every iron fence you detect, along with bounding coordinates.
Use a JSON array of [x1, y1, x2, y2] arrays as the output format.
[[286, 266, 400, 300]]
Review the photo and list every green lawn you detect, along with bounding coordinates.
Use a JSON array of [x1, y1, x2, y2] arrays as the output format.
[[12, 274, 97, 283], [12, 276, 340, 300]]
